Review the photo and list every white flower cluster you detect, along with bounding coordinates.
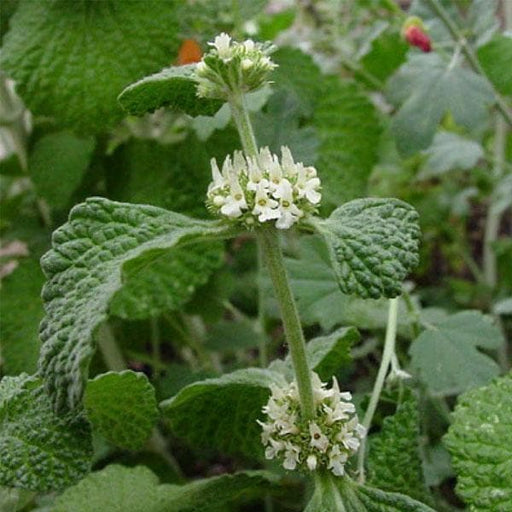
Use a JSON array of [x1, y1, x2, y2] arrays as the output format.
[[196, 33, 277, 99], [258, 373, 366, 476], [206, 146, 321, 229]]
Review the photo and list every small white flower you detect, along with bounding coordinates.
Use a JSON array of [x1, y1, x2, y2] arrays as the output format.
[[327, 445, 348, 476], [211, 32, 232, 61], [257, 419, 275, 444], [283, 442, 301, 470], [309, 422, 329, 453], [265, 438, 285, 459], [296, 164, 321, 204], [241, 58, 254, 70], [252, 181, 280, 222], [306, 454, 318, 471]]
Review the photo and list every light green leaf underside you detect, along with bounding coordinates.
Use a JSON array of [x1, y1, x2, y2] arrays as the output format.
[[388, 53, 494, 155], [118, 65, 223, 117], [367, 395, 430, 503], [110, 241, 224, 320], [52, 464, 278, 512], [0, 258, 43, 375], [354, 485, 436, 511], [0, 374, 92, 492], [0, 0, 180, 133], [269, 327, 358, 381], [409, 311, 502, 396], [477, 34, 512, 95], [29, 131, 95, 210], [313, 77, 382, 205], [444, 373, 512, 511], [418, 131, 484, 179], [38, 197, 237, 411], [160, 368, 285, 458], [315, 198, 420, 299], [84, 371, 158, 450]]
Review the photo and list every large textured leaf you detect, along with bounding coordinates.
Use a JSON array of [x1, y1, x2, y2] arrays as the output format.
[[39, 197, 237, 411], [388, 53, 494, 155], [270, 327, 358, 381], [109, 242, 224, 320], [313, 198, 420, 299], [354, 485, 436, 511], [477, 34, 512, 96], [313, 77, 382, 205], [29, 131, 95, 210], [444, 373, 512, 511], [160, 368, 285, 458], [53, 464, 278, 512], [84, 371, 158, 450], [409, 311, 502, 396], [0, 258, 43, 375], [367, 396, 430, 503], [0, 374, 92, 492], [118, 65, 223, 117], [0, 1, 180, 132]]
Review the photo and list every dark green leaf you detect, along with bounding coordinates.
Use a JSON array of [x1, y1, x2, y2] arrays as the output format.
[[409, 311, 503, 396], [161, 368, 285, 458], [84, 371, 158, 450], [39, 197, 237, 411], [444, 373, 512, 511], [478, 34, 512, 95], [0, 1, 180, 132], [118, 65, 223, 117], [29, 131, 95, 210], [314, 198, 420, 299], [0, 374, 92, 492]]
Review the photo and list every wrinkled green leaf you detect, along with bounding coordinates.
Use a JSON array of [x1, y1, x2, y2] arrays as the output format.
[[314, 198, 420, 299], [388, 54, 494, 155], [354, 484, 436, 511], [410, 311, 503, 396], [53, 464, 278, 512], [118, 65, 223, 117], [0, 1, 180, 132], [84, 371, 158, 450], [161, 368, 285, 458], [418, 131, 484, 179], [39, 197, 237, 411], [367, 395, 430, 503], [0, 374, 92, 492], [478, 35, 512, 95], [444, 373, 512, 511], [0, 258, 43, 375]]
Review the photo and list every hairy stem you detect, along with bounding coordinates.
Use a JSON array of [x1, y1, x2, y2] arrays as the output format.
[[228, 90, 259, 157], [357, 297, 399, 483], [258, 228, 316, 419], [425, 0, 512, 127]]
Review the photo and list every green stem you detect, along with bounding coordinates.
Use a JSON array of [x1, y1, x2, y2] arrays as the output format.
[[425, 0, 512, 127], [257, 227, 316, 420], [257, 240, 269, 367], [357, 297, 399, 483], [97, 323, 126, 371], [150, 317, 161, 375], [228, 90, 259, 157]]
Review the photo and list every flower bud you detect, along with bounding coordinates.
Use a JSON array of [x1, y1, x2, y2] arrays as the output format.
[[402, 17, 432, 52]]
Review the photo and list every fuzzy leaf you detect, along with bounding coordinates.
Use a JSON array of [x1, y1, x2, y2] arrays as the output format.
[[110, 242, 224, 320], [84, 371, 158, 450], [478, 35, 512, 95], [39, 197, 237, 411], [270, 327, 358, 381], [388, 54, 494, 155], [313, 77, 382, 205], [354, 485, 436, 511], [367, 396, 430, 503], [409, 311, 502, 396], [160, 368, 285, 458], [29, 131, 95, 210], [444, 373, 512, 511], [314, 198, 421, 299], [118, 65, 223, 117], [0, 374, 92, 492], [0, 258, 43, 375], [53, 464, 278, 512]]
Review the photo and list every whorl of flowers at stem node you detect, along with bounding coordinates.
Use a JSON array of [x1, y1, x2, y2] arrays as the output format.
[[206, 146, 321, 229], [258, 373, 366, 476], [195, 33, 277, 99]]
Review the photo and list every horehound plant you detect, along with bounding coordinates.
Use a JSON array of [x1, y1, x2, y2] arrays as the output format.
[[0, 32, 425, 511]]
